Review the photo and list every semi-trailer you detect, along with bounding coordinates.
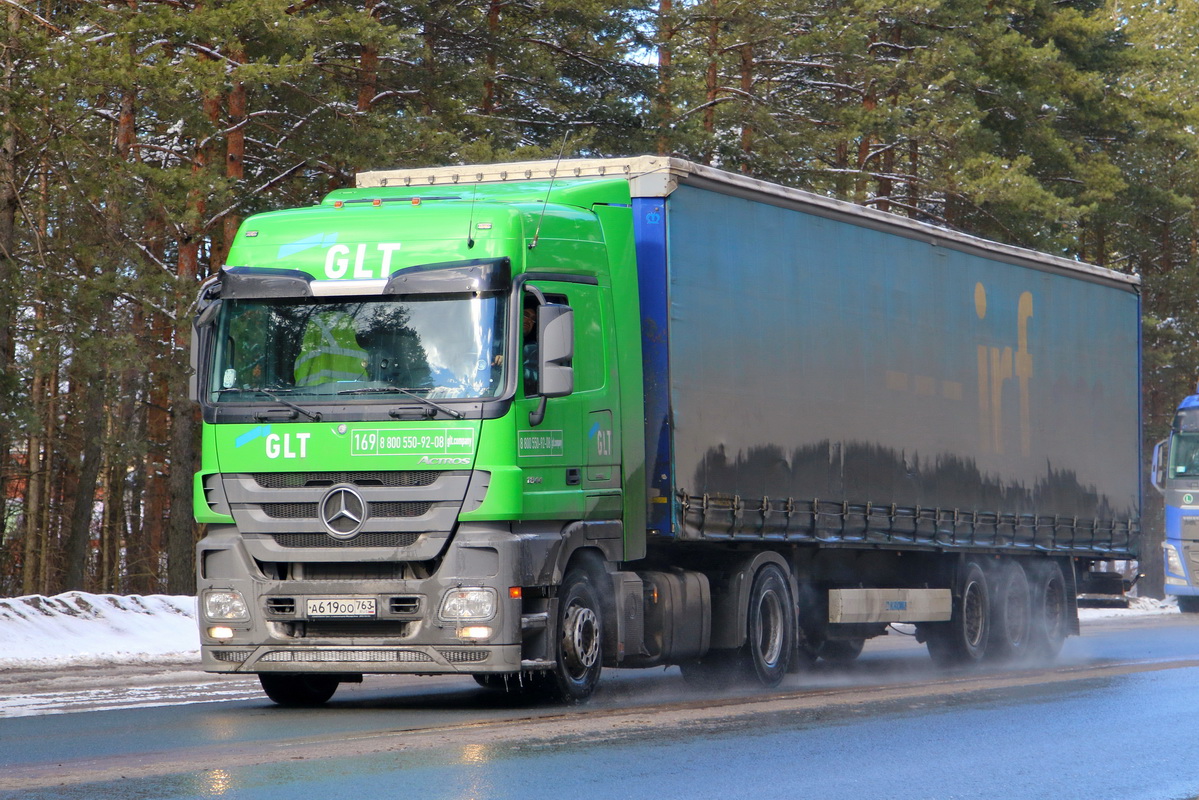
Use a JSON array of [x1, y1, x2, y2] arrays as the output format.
[[191, 157, 1142, 705]]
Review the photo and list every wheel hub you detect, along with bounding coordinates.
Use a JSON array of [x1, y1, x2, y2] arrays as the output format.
[[562, 604, 600, 672]]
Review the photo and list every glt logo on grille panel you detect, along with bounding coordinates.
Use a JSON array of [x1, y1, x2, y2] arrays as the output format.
[[319, 485, 368, 539]]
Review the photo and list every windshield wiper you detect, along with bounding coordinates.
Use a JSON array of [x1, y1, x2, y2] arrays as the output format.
[[219, 386, 323, 422], [338, 386, 464, 420]]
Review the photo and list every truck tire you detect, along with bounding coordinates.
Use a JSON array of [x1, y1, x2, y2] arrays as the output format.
[[258, 674, 340, 707], [1028, 559, 1069, 659], [744, 563, 795, 686], [987, 560, 1032, 662], [680, 563, 795, 689], [1178, 596, 1199, 614], [545, 568, 603, 704], [926, 560, 990, 666]]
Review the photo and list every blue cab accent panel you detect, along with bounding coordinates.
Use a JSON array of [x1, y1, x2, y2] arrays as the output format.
[[634, 196, 674, 537]]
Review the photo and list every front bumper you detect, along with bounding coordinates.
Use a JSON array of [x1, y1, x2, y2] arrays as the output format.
[[197, 521, 551, 675]]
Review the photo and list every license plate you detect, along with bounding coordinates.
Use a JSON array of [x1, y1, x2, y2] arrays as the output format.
[[306, 597, 377, 618]]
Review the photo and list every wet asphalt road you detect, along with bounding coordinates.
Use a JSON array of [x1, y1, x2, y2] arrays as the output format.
[[4, 614, 1199, 800]]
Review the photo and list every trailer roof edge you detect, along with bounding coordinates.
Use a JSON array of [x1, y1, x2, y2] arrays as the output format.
[[356, 156, 1140, 292]]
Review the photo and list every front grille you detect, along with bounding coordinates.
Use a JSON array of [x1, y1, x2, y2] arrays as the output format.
[[437, 649, 490, 664], [262, 503, 318, 520], [259, 649, 433, 663], [266, 597, 296, 615], [303, 621, 414, 637], [390, 596, 421, 614], [373, 501, 433, 518], [303, 562, 405, 580], [261, 502, 432, 521], [212, 650, 251, 663], [253, 471, 442, 489], [1187, 546, 1199, 570], [271, 532, 421, 549]]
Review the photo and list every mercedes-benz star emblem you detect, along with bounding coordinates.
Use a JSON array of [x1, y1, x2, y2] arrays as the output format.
[[319, 485, 368, 539]]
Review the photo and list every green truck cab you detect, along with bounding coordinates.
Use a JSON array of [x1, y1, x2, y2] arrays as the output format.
[[193, 167, 649, 704]]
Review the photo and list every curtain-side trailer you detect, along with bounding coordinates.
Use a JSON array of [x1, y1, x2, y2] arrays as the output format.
[[192, 157, 1141, 706]]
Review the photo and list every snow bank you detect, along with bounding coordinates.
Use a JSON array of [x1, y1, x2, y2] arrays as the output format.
[[0, 592, 200, 669]]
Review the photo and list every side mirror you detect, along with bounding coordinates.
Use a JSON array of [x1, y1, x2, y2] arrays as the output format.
[[1152, 439, 1168, 493], [537, 304, 573, 399]]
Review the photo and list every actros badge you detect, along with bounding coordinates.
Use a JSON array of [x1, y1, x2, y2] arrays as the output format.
[[319, 485, 368, 539]]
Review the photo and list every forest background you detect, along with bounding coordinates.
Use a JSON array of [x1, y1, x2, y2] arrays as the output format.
[[0, 0, 1193, 598]]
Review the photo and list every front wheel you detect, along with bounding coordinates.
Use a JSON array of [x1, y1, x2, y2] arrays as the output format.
[[1178, 596, 1199, 614], [545, 569, 603, 704], [258, 674, 340, 707]]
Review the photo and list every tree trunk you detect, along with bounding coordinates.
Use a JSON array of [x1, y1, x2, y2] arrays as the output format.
[[702, 0, 720, 164], [218, 47, 246, 269], [0, 7, 20, 558], [482, 0, 499, 115], [655, 0, 674, 156], [166, 387, 198, 594], [63, 374, 106, 590], [738, 41, 753, 168]]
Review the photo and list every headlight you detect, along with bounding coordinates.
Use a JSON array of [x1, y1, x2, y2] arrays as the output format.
[[1164, 543, 1187, 579], [439, 588, 497, 621], [204, 590, 250, 621]]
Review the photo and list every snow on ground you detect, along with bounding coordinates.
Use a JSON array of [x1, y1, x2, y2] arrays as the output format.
[[1081, 595, 1180, 619], [0, 592, 200, 670], [0, 591, 1181, 671]]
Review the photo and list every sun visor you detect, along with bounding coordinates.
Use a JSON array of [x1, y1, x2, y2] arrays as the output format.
[[384, 257, 511, 295], [219, 267, 314, 299]]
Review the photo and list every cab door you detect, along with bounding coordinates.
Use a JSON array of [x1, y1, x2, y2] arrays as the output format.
[[516, 280, 621, 521]]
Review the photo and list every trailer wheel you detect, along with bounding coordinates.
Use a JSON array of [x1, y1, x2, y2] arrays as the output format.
[[258, 674, 339, 707], [545, 569, 603, 704], [1028, 560, 1069, 659], [987, 560, 1032, 662], [926, 561, 990, 666], [744, 563, 795, 686]]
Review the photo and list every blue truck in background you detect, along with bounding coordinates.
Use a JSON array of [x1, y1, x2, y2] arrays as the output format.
[[1154, 395, 1199, 610]]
